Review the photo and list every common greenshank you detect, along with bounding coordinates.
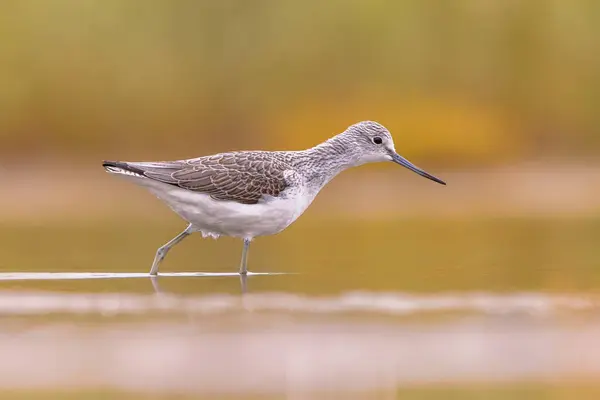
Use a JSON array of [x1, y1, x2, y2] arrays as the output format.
[[103, 121, 445, 275]]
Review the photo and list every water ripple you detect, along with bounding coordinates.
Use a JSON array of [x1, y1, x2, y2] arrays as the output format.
[[0, 290, 596, 316]]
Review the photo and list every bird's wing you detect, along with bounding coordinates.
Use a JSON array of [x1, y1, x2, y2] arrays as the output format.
[[118, 152, 292, 205]]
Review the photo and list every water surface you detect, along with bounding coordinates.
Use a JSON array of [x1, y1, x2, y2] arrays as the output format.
[[0, 218, 599, 398]]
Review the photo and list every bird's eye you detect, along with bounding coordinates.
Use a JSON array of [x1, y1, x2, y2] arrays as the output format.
[[372, 137, 383, 145]]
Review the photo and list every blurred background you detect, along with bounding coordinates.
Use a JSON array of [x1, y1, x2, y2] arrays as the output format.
[[0, 1, 599, 399], [0, 0, 599, 221]]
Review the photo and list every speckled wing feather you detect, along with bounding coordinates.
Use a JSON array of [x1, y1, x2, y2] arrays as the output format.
[[121, 152, 292, 205]]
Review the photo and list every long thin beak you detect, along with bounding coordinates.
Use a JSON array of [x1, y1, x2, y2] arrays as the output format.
[[391, 153, 446, 185]]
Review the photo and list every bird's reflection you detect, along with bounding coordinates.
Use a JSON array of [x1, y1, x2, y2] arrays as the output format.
[[239, 273, 248, 294], [149, 273, 248, 295], [149, 275, 162, 293]]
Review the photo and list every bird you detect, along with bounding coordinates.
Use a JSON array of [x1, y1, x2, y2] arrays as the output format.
[[102, 121, 445, 276]]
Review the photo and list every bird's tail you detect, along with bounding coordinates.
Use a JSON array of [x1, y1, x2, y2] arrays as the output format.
[[102, 160, 146, 176]]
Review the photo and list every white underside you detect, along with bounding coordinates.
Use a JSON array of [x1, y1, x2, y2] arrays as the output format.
[[105, 166, 317, 239]]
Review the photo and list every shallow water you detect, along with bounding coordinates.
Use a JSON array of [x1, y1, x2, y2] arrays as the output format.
[[0, 218, 599, 398]]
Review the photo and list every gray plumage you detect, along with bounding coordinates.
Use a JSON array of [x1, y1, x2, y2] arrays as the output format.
[[105, 152, 293, 205], [103, 121, 445, 276], [103, 121, 439, 206]]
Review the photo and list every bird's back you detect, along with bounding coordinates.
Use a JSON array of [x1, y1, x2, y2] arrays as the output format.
[[103, 150, 298, 205]]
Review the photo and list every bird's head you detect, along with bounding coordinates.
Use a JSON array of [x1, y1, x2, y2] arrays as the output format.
[[339, 121, 446, 185]]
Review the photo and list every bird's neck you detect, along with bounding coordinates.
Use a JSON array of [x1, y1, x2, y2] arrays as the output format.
[[294, 134, 360, 188]]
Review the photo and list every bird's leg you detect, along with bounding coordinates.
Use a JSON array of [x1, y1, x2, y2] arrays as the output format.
[[239, 238, 251, 275], [149, 224, 193, 275]]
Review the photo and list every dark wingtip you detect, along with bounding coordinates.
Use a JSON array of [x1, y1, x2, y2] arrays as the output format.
[[102, 160, 117, 168], [102, 160, 145, 175], [102, 160, 128, 170]]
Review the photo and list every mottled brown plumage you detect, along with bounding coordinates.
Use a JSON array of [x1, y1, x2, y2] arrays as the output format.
[[104, 151, 294, 205]]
